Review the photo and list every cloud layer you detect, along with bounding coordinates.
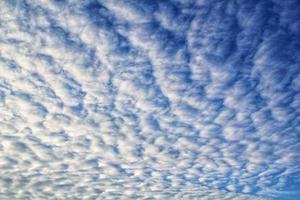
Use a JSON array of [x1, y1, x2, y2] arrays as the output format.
[[0, 0, 300, 199]]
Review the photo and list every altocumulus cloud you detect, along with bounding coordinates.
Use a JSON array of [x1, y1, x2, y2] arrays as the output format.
[[0, 0, 300, 199]]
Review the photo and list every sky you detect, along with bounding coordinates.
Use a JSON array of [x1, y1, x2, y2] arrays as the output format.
[[0, 0, 300, 199]]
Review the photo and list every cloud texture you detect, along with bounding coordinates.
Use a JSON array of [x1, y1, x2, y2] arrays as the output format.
[[0, 0, 300, 199]]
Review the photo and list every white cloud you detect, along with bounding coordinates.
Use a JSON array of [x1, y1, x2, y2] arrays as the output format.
[[0, 0, 299, 199]]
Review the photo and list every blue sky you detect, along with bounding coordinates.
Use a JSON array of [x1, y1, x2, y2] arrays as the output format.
[[0, 0, 300, 199]]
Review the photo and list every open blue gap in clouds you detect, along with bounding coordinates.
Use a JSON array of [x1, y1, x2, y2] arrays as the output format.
[[0, 0, 300, 199]]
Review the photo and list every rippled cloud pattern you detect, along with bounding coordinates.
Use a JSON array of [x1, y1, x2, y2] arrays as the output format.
[[1, 0, 300, 199]]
